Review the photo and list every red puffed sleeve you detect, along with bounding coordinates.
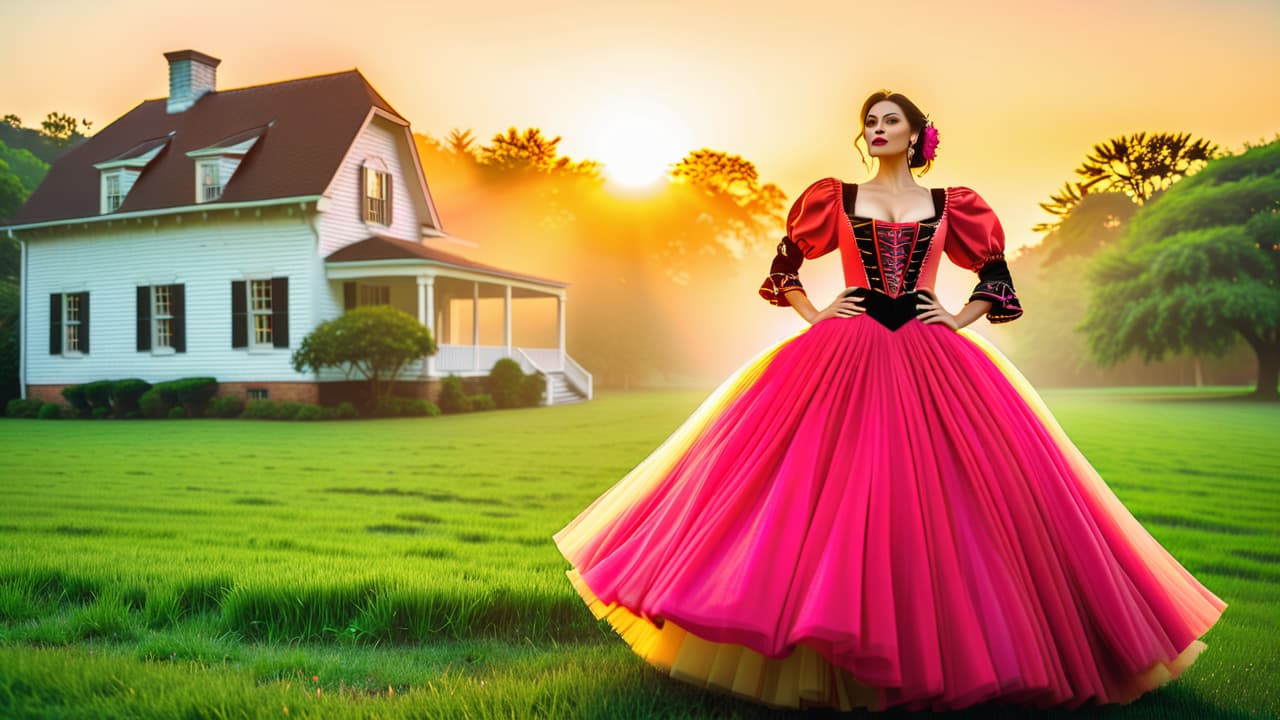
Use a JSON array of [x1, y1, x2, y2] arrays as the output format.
[[759, 177, 841, 307], [942, 186, 1023, 323]]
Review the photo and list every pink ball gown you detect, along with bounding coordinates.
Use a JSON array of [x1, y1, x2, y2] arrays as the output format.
[[553, 177, 1227, 712]]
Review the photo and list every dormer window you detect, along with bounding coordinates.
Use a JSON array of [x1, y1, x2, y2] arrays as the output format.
[[186, 123, 270, 204], [198, 159, 223, 202], [93, 134, 171, 214], [361, 159, 392, 226]]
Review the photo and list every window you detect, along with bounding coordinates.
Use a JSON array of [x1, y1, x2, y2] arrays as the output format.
[[250, 279, 272, 345], [363, 165, 391, 225], [232, 277, 288, 350], [198, 160, 222, 202], [104, 173, 124, 212], [64, 294, 82, 351], [247, 388, 269, 401], [49, 292, 89, 355], [359, 284, 390, 306], [137, 284, 185, 353]]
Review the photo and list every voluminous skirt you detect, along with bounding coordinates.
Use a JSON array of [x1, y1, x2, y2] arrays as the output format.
[[553, 314, 1227, 712]]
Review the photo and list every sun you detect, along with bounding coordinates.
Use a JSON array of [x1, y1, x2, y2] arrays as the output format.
[[587, 97, 691, 190]]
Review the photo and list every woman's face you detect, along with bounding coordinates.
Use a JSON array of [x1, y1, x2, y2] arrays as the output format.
[[864, 100, 916, 160]]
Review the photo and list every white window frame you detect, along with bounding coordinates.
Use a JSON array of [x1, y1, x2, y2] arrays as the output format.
[[364, 168, 389, 225], [248, 278, 273, 349], [197, 159, 223, 202], [62, 292, 84, 356], [151, 284, 176, 354], [102, 171, 125, 213]]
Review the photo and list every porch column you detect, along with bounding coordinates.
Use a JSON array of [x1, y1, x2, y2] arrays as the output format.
[[472, 281, 480, 372], [557, 293, 566, 371], [504, 284, 512, 357], [418, 275, 435, 377]]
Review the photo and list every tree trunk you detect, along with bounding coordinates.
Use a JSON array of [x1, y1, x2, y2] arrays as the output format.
[[1255, 344, 1280, 401]]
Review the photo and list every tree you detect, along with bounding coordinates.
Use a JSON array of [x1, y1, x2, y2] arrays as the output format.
[[1076, 131, 1219, 204], [1081, 140, 1280, 400], [476, 127, 600, 177], [39, 112, 93, 148], [291, 306, 438, 405]]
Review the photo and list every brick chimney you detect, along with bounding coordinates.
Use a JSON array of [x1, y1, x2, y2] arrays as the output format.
[[164, 50, 221, 114]]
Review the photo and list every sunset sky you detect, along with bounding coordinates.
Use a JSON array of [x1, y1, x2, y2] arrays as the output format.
[[2, 0, 1277, 332]]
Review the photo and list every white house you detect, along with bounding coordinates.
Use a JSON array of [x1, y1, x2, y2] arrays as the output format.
[[2, 50, 592, 406]]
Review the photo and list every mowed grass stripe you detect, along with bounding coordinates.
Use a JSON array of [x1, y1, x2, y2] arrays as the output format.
[[1, 387, 1278, 718]]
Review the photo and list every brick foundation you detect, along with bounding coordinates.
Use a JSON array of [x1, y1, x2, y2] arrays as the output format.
[[26, 378, 482, 409], [25, 385, 71, 404], [217, 382, 319, 404]]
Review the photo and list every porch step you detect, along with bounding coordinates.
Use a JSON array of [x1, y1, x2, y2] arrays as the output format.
[[545, 371, 587, 405]]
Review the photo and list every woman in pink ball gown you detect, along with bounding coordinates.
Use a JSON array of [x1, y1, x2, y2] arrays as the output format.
[[553, 89, 1227, 712]]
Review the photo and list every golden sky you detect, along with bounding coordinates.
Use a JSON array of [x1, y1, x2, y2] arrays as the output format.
[[3, 0, 1277, 245]]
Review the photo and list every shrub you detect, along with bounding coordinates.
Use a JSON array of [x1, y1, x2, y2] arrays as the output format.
[[174, 377, 218, 417], [90, 407, 111, 420], [61, 385, 90, 415], [291, 305, 437, 409], [167, 406, 187, 419], [6, 398, 42, 418], [486, 358, 527, 409], [37, 402, 65, 420], [296, 404, 328, 421], [241, 400, 273, 420], [269, 401, 303, 420], [111, 379, 151, 416], [81, 380, 115, 413], [138, 388, 171, 419], [437, 375, 472, 414], [520, 373, 546, 407], [469, 393, 496, 411], [207, 396, 244, 419], [335, 401, 358, 420]]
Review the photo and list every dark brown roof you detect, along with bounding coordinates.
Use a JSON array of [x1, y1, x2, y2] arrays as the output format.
[[327, 235, 567, 287], [9, 69, 407, 226]]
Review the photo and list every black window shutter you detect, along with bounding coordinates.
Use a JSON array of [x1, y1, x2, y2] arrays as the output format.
[[79, 292, 90, 354], [137, 286, 152, 352], [271, 276, 289, 348], [49, 293, 61, 354], [386, 173, 393, 225], [172, 284, 186, 353], [231, 280, 247, 348], [360, 165, 367, 222], [344, 281, 356, 311]]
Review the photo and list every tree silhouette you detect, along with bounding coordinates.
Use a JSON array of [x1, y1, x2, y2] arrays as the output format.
[[1076, 131, 1218, 204], [39, 112, 93, 147], [477, 127, 600, 177]]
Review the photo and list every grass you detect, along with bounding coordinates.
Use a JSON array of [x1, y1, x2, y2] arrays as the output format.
[[0, 387, 1277, 718]]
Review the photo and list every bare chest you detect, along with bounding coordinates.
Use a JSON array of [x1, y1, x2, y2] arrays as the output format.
[[851, 186, 938, 224]]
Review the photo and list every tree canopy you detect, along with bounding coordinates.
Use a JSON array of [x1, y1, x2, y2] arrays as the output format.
[[1081, 140, 1280, 399], [291, 306, 438, 404]]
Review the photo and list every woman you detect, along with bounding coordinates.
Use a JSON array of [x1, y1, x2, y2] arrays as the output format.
[[553, 90, 1226, 712]]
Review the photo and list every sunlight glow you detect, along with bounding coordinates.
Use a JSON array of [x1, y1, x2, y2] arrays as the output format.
[[587, 97, 692, 189]]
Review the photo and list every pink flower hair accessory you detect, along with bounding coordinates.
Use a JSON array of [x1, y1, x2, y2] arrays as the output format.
[[920, 119, 940, 161]]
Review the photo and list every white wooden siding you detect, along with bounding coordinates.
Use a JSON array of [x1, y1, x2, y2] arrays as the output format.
[[24, 212, 330, 385], [316, 116, 422, 256]]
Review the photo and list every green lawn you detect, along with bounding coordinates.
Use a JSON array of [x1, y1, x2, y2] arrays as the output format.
[[1, 388, 1277, 719]]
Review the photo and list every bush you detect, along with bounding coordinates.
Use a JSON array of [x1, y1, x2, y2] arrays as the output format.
[[486, 358, 527, 409], [61, 385, 90, 415], [437, 375, 472, 414], [37, 402, 65, 419], [167, 406, 187, 419], [207, 396, 244, 419], [469, 393, 496, 411], [296, 404, 328, 421], [335, 401, 358, 420], [174, 377, 218, 417], [81, 380, 115, 413], [373, 396, 439, 418], [6, 398, 42, 418], [90, 407, 110, 420], [138, 388, 171, 419], [520, 373, 546, 407], [242, 400, 303, 420], [111, 379, 151, 416]]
